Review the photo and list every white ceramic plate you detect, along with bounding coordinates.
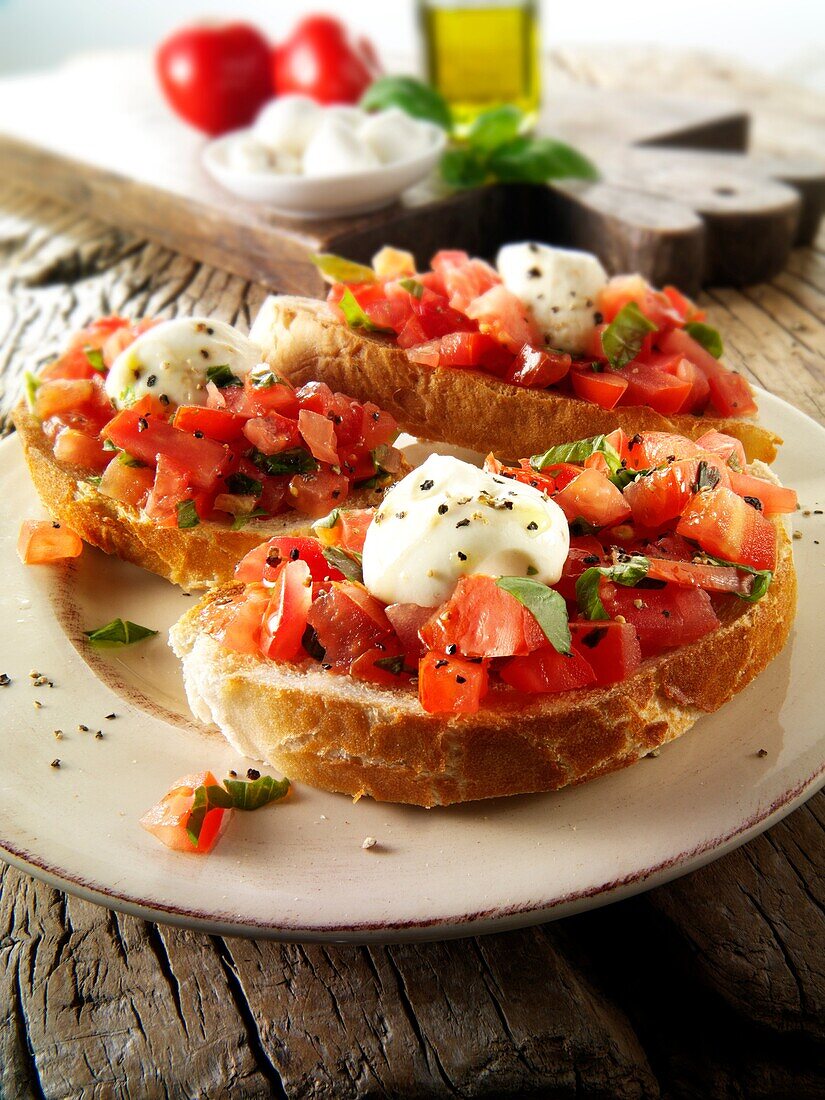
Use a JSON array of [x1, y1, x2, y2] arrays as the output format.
[[1, 389, 823, 943], [202, 124, 446, 219]]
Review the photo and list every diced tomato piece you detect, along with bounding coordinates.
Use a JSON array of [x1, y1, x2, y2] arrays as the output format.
[[143, 454, 207, 527], [569, 622, 641, 685], [662, 285, 704, 322], [98, 458, 155, 508], [297, 408, 339, 465], [53, 428, 111, 471], [431, 251, 500, 312], [623, 456, 730, 528], [315, 508, 373, 554], [411, 293, 478, 341], [373, 247, 416, 279], [553, 468, 631, 528], [465, 284, 540, 352], [499, 645, 596, 694], [641, 556, 756, 597], [258, 559, 313, 662], [17, 519, 83, 564], [507, 344, 571, 388], [658, 329, 757, 417], [727, 470, 797, 515], [360, 403, 397, 449], [242, 374, 299, 418], [396, 314, 430, 349], [363, 297, 411, 333], [307, 581, 394, 668], [139, 770, 229, 854], [618, 361, 692, 415], [420, 575, 546, 659], [258, 476, 288, 516], [289, 468, 349, 517], [406, 339, 441, 367], [555, 537, 605, 602], [350, 643, 407, 686], [597, 276, 681, 330], [211, 584, 271, 655], [102, 410, 227, 491], [418, 651, 489, 714], [385, 602, 432, 665], [625, 431, 700, 471], [243, 413, 302, 455], [173, 405, 247, 442], [693, 430, 746, 470], [676, 486, 777, 571], [235, 536, 343, 585], [601, 583, 719, 658], [35, 379, 97, 420], [570, 366, 629, 409], [661, 356, 711, 413], [294, 381, 334, 415]]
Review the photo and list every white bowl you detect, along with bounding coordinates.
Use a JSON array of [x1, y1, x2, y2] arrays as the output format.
[[202, 122, 447, 220]]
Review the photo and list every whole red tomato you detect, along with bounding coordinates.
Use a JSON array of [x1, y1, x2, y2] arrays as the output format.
[[156, 23, 273, 136], [273, 16, 382, 105]]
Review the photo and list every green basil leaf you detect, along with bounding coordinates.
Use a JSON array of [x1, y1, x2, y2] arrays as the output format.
[[24, 371, 41, 412], [700, 554, 773, 603], [576, 555, 651, 620], [311, 253, 376, 285], [102, 438, 118, 452], [84, 346, 106, 373], [84, 618, 158, 646], [496, 576, 571, 655], [399, 278, 425, 299], [531, 434, 622, 476], [601, 302, 657, 370], [225, 472, 263, 497], [117, 451, 145, 468], [466, 104, 523, 153], [488, 136, 598, 184], [248, 364, 284, 390], [685, 321, 723, 360], [338, 288, 393, 333], [85, 475, 103, 486], [231, 509, 269, 531], [440, 147, 488, 188], [374, 654, 406, 675], [360, 76, 452, 130], [223, 774, 290, 810], [206, 364, 243, 388], [186, 783, 234, 846], [251, 447, 318, 476], [312, 508, 341, 531], [322, 545, 363, 584], [176, 499, 200, 529]]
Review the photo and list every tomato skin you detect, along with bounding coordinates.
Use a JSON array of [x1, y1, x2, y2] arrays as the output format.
[[350, 644, 407, 686], [432, 251, 500, 312], [98, 459, 155, 508], [569, 622, 641, 686], [658, 329, 757, 417], [18, 520, 83, 564], [258, 560, 313, 661], [360, 404, 397, 450], [298, 409, 339, 465], [570, 367, 628, 409], [139, 771, 229, 854], [143, 454, 198, 526], [693, 430, 746, 470], [601, 583, 719, 658], [53, 428, 111, 471], [385, 603, 432, 664], [102, 410, 228, 492], [420, 575, 546, 658], [618, 361, 692, 415], [418, 652, 489, 714], [307, 581, 394, 668], [553, 468, 631, 528], [507, 344, 571, 388], [465, 285, 541, 352], [243, 413, 301, 455], [727, 470, 797, 516], [625, 431, 699, 471], [500, 646, 596, 694], [642, 557, 755, 597], [676, 486, 777, 571], [623, 456, 730, 528], [235, 536, 343, 585], [273, 15, 381, 105], [172, 405, 246, 443], [211, 583, 272, 655], [289, 468, 350, 518], [156, 23, 272, 136]]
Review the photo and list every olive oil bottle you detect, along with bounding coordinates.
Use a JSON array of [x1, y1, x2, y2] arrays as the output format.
[[418, 0, 541, 126]]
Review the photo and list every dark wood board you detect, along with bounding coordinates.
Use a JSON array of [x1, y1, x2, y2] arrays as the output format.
[[2, 52, 823, 296]]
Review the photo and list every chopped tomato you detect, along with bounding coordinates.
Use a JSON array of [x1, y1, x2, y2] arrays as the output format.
[[554, 537, 605, 602], [465, 285, 541, 352], [139, 770, 229, 854], [289, 468, 349, 517], [35, 378, 113, 427], [144, 455, 205, 527], [53, 428, 111, 471], [385, 602, 432, 665], [258, 559, 313, 661], [420, 575, 546, 658], [507, 344, 571, 388], [243, 374, 300, 418], [642, 556, 756, 597], [360, 404, 397, 449], [662, 285, 704, 322], [665, 357, 711, 413], [98, 459, 155, 508], [601, 583, 719, 658], [172, 405, 247, 442], [102, 410, 227, 491], [18, 519, 83, 564], [350, 645, 407, 686], [728, 470, 797, 515], [499, 645, 596, 694], [676, 486, 777, 571], [693, 430, 746, 470], [623, 456, 730, 528], [597, 275, 681, 330], [307, 581, 394, 667], [297, 408, 339, 465], [235, 535, 343, 585], [570, 366, 628, 409], [314, 508, 373, 554], [212, 583, 271, 655], [243, 413, 301, 455], [431, 250, 500, 312], [418, 651, 489, 714], [625, 431, 699, 471], [553, 468, 631, 528], [569, 622, 641, 685], [618, 361, 692, 415], [396, 314, 429, 349], [658, 329, 757, 417]]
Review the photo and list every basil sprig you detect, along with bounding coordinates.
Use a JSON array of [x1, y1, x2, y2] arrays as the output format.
[[231, 509, 268, 531], [187, 775, 290, 846], [601, 302, 657, 370], [311, 253, 376, 286], [337, 288, 393, 333], [360, 75, 453, 130], [321, 545, 364, 584], [225, 472, 263, 497], [700, 555, 773, 603], [496, 576, 571, 655], [84, 618, 158, 646], [206, 364, 242, 388], [84, 346, 106, 373], [251, 448, 318, 476], [685, 321, 723, 359], [176, 499, 200, 529], [576, 556, 651, 620], [530, 434, 623, 477]]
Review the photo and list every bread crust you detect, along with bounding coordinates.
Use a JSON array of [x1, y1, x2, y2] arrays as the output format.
[[12, 401, 391, 588], [170, 524, 796, 807], [252, 296, 781, 465]]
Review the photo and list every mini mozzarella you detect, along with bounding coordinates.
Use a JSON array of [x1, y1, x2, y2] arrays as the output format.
[[362, 455, 570, 608], [497, 242, 608, 355], [253, 95, 322, 155], [325, 105, 368, 129], [302, 115, 381, 178], [105, 318, 263, 411], [360, 108, 432, 164], [224, 134, 273, 174]]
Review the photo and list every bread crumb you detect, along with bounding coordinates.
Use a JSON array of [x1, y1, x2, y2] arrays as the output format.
[[362, 836, 377, 850], [757, 748, 768, 758]]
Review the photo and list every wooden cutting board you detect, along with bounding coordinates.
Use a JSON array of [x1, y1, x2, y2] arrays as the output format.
[[2, 52, 823, 297]]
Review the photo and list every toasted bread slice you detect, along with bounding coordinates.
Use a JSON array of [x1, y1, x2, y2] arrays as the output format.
[[169, 522, 795, 807], [12, 401, 393, 588], [251, 296, 781, 465]]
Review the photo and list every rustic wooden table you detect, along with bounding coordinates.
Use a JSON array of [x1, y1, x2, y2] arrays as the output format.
[[1, 50, 824, 1099]]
